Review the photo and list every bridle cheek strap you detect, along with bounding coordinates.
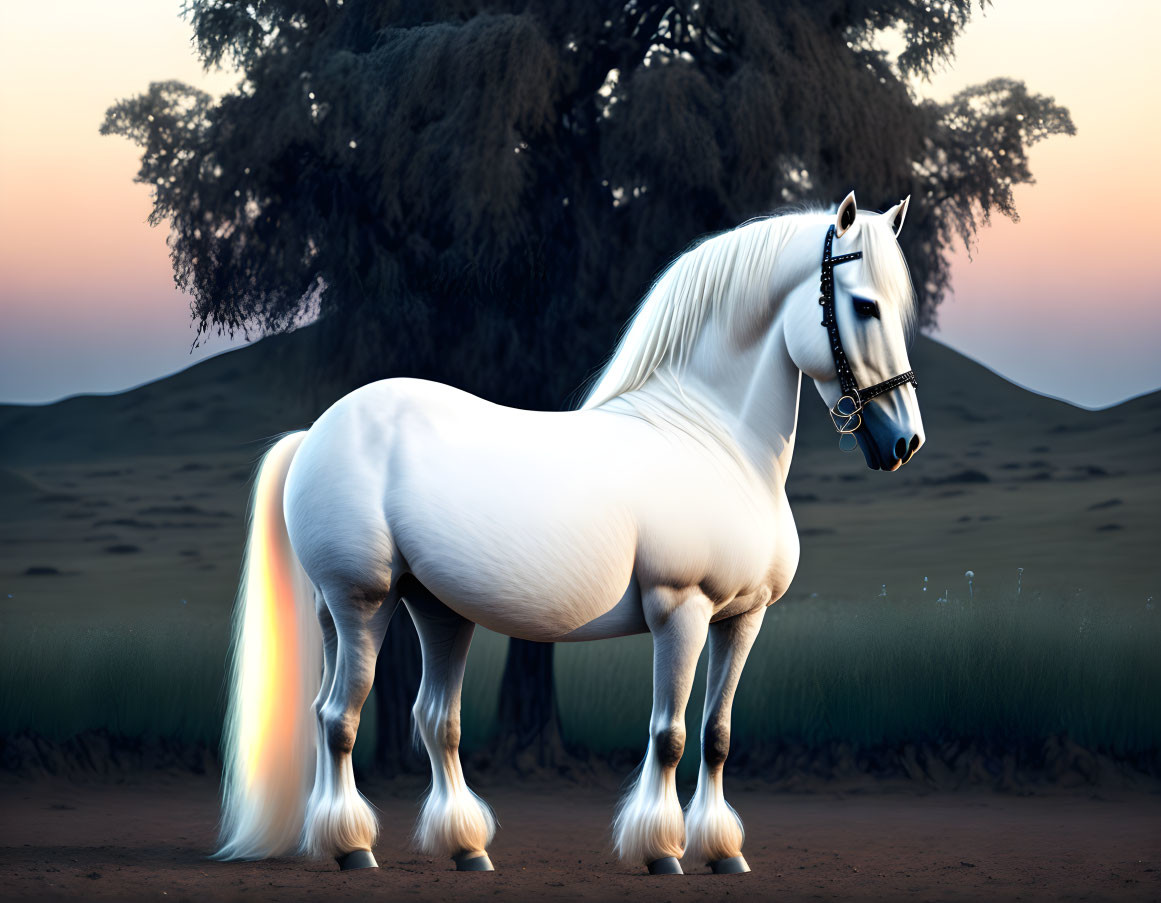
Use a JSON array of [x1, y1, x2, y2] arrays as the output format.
[[818, 224, 917, 447]]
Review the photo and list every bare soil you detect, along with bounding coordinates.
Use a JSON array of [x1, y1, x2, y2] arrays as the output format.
[[1, 776, 1158, 902]]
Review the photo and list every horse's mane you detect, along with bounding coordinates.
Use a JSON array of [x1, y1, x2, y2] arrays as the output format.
[[579, 208, 914, 410]]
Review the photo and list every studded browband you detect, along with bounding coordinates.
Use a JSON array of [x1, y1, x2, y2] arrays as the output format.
[[818, 224, 917, 444]]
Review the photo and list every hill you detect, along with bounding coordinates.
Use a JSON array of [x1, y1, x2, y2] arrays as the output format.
[[0, 330, 1158, 627]]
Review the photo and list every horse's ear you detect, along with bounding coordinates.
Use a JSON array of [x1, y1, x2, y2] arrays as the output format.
[[886, 195, 910, 237], [835, 191, 858, 237]]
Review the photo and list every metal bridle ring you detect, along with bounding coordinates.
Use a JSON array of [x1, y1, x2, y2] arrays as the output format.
[[833, 394, 862, 418], [829, 398, 863, 436]]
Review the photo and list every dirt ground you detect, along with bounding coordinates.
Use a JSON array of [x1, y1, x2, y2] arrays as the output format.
[[1, 776, 1158, 902]]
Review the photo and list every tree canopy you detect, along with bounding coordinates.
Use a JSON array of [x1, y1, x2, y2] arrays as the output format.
[[103, 0, 1073, 408]]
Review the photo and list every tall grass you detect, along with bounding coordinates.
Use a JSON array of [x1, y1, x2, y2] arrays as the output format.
[[555, 586, 1161, 777], [0, 620, 230, 745], [3, 587, 1157, 776], [0, 616, 508, 771]]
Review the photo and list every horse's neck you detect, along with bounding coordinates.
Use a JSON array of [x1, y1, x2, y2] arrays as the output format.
[[734, 316, 802, 484], [633, 315, 802, 491]]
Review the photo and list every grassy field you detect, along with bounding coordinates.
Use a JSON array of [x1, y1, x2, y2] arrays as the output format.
[[0, 614, 509, 773], [3, 579, 1156, 778], [558, 583, 1160, 777]]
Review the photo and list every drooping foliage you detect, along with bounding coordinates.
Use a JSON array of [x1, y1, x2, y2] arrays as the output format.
[[103, 0, 1073, 407]]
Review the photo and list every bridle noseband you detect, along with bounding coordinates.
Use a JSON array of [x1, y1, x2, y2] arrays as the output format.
[[818, 224, 917, 451]]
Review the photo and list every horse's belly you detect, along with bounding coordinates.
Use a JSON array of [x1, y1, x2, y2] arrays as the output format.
[[393, 506, 638, 641]]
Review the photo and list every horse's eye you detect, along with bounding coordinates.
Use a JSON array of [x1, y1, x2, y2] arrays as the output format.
[[853, 298, 880, 320]]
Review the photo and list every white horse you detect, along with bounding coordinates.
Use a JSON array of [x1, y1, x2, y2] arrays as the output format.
[[213, 193, 924, 876]]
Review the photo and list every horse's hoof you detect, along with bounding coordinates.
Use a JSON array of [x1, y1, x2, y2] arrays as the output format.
[[336, 849, 377, 870], [647, 856, 683, 874], [710, 855, 750, 874], [453, 851, 494, 871]]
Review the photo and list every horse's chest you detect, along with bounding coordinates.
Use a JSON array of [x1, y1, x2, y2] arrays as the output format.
[[632, 474, 790, 605]]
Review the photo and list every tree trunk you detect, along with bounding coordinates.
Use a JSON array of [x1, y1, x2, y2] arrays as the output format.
[[372, 603, 425, 775], [496, 638, 569, 772]]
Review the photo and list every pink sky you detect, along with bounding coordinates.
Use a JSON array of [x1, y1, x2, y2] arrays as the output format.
[[1, 1, 1158, 408], [918, 2, 1161, 408]]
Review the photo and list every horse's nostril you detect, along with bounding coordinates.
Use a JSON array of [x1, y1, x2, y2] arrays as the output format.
[[901, 434, 921, 464], [894, 438, 907, 461]]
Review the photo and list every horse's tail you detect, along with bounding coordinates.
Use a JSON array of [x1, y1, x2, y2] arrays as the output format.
[[214, 431, 321, 861]]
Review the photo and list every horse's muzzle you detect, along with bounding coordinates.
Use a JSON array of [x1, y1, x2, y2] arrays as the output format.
[[855, 402, 923, 471]]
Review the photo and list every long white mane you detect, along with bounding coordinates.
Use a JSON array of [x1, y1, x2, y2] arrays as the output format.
[[580, 209, 914, 410]]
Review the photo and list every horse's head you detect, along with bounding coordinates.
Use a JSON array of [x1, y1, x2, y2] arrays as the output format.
[[784, 193, 925, 471]]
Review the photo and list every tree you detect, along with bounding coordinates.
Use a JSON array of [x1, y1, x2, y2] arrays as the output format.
[[103, 0, 1072, 766]]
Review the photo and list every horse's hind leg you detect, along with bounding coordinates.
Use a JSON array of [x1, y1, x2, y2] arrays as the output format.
[[614, 586, 711, 875], [305, 588, 339, 840], [683, 606, 765, 874], [405, 581, 496, 871], [302, 586, 396, 868]]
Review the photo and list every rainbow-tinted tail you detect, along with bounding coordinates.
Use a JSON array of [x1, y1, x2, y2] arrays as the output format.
[[214, 432, 321, 861]]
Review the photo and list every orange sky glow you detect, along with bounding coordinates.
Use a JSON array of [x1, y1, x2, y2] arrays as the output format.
[[0, 1, 1158, 407]]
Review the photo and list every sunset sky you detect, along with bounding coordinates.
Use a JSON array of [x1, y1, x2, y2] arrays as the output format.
[[1, 2, 1158, 408]]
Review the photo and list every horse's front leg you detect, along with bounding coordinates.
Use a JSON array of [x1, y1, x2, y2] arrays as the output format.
[[614, 586, 711, 875], [683, 605, 766, 874]]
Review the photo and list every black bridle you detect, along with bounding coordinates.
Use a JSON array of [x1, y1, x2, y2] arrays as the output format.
[[818, 224, 917, 450]]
